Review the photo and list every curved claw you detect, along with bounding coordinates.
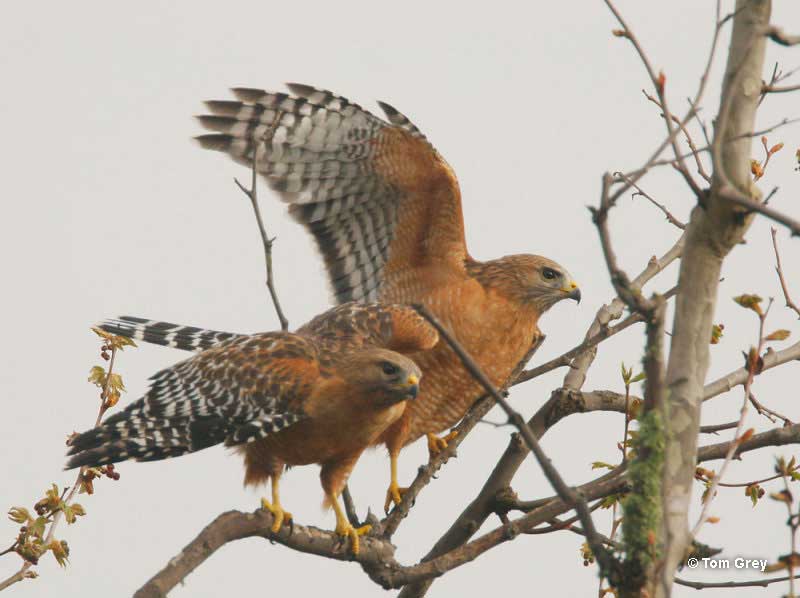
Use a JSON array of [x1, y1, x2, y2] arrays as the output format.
[[384, 482, 409, 514], [427, 430, 459, 458], [261, 497, 293, 533], [335, 522, 372, 556]]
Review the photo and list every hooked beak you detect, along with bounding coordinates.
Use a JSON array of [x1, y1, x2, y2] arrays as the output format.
[[405, 374, 420, 399], [562, 281, 581, 304]]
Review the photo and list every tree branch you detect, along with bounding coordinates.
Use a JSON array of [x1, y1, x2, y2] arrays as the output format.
[[411, 304, 622, 580], [234, 121, 290, 331], [766, 25, 800, 47], [656, 2, 772, 596]]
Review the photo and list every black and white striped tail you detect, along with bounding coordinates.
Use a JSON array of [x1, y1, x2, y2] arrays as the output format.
[[65, 406, 230, 469], [99, 316, 243, 352]]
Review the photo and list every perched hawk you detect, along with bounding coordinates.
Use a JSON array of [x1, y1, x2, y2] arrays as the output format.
[[66, 304, 437, 554], [196, 84, 581, 510]]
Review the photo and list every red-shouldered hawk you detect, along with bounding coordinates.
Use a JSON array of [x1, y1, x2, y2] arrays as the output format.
[[196, 84, 581, 510], [66, 303, 437, 554]]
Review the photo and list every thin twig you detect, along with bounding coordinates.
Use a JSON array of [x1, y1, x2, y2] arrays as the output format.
[[749, 391, 793, 426], [766, 25, 800, 47], [675, 574, 799, 589], [718, 186, 800, 237], [604, 0, 703, 198], [642, 90, 711, 183], [380, 335, 546, 538], [234, 117, 289, 331], [692, 300, 773, 535], [615, 171, 686, 229], [699, 421, 739, 434], [412, 304, 621, 580], [772, 227, 800, 318], [591, 173, 655, 314], [607, 0, 729, 205], [0, 344, 121, 592]]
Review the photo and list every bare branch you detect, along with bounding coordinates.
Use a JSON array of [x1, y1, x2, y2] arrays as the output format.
[[400, 234, 684, 597], [699, 421, 739, 434], [137, 465, 632, 597], [766, 25, 800, 47], [641, 89, 712, 185], [718, 185, 800, 237], [608, 0, 730, 205], [658, 2, 772, 594], [676, 574, 799, 590], [692, 299, 772, 535], [772, 227, 800, 318], [604, 0, 703, 198], [697, 423, 800, 462], [380, 335, 546, 538], [412, 305, 622, 581], [615, 170, 686, 229], [234, 120, 290, 331], [592, 173, 656, 314], [763, 82, 800, 94]]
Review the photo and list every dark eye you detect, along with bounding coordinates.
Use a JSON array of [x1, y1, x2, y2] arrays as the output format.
[[381, 362, 399, 375], [542, 268, 559, 280]]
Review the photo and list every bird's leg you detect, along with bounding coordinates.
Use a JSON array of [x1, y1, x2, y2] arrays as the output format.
[[329, 491, 371, 556], [260, 471, 292, 533], [383, 449, 408, 513], [426, 429, 459, 458]]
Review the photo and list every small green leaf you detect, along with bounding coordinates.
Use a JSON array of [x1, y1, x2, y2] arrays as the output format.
[[733, 294, 763, 315], [8, 507, 32, 524], [29, 517, 47, 540], [48, 539, 69, 567], [107, 373, 125, 393], [591, 461, 615, 471], [766, 329, 791, 342], [87, 366, 107, 387], [110, 335, 137, 350]]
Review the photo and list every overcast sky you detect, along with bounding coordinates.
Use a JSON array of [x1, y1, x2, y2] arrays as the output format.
[[2, 1, 800, 596]]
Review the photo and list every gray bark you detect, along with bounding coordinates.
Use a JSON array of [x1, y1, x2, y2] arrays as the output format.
[[658, 2, 771, 596]]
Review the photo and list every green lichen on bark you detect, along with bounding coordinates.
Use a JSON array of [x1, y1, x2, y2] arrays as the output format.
[[621, 408, 665, 585]]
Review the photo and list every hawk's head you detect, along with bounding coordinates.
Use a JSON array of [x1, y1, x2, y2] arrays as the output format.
[[469, 254, 581, 313], [340, 349, 422, 408]]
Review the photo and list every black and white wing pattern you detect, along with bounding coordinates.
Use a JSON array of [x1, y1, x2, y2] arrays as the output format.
[[66, 332, 319, 468]]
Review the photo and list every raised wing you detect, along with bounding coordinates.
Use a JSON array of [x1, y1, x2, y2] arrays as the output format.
[[196, 84, 466, 303], [66, 332, 319, 468]]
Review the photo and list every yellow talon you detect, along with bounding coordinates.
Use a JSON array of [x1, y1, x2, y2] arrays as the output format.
[[330, 491, 371, 555], [335, 521, 372, 556], [261, 497, 292, 533], [384, 481, 409, 514], [427, 430, 459, 458]]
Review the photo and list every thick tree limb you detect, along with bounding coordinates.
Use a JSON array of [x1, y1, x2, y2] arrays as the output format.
[[133, 420, 800, 597], [659, 2, 772, 597]]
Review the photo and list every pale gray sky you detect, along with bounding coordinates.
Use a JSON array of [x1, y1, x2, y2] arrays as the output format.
[[2, 2, 800, 596]]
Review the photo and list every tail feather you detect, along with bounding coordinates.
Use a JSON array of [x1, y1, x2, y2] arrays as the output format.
[[65, 410, 231, 469], [98, 316, 242, 352]]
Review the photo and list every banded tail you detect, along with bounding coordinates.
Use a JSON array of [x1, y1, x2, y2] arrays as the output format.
[[99, 316, 243, 352]]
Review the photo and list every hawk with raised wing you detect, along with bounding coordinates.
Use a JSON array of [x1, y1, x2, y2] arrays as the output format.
[[195, 85, 581, 510]]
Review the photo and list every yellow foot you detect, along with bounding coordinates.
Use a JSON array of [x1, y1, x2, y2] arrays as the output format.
[[384, 482, 409, 514], [260, 497, 293, 533], [335, 521, 372, 556], [427, 430, 459, 458]]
